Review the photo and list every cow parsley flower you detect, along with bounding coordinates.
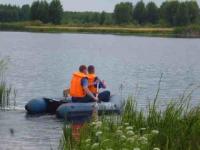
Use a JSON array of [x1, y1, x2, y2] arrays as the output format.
[[151, 130, 159, 135], [91, 143, 99, 149], [127, 130, 134, 136], [126, 126, 133, 130], [153, 148, 160, 150], [133, 147, 140, 150], [95, 131, 103, 136]]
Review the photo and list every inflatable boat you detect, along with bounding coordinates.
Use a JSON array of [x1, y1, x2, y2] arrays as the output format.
[[25, 96, 120, 118]]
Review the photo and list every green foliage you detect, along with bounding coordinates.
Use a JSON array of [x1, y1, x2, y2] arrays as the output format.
[[175, 24, 200, 37], [20, 5, 30, 21], [62, 11, 113, 25], [175, 2, 190, 26], [160, 1, 180, 26], [0, 0, 200, 27], [49, 0, 63, 24], [99, 11, 106, 25], [60, 90, 200, 150], [133, 1, 146, 24], [186, 1, 199, 23], [0, 59, 16, 110], [146, 2, 159, 24], [0, 4, 20, 22], [114, 2, 133, 24], [31, 0, 49, 23]]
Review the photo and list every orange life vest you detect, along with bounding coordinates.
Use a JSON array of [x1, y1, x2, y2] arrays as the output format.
[[87, 73, 98, 94], [70, 72, 87, 98]]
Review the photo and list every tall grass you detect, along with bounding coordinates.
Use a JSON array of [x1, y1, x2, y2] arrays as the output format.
[[0, 59, 16, 110], [60, 86, 200, 150]]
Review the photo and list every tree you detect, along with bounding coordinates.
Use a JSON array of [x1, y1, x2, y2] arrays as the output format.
[[146, 2, 159, 24], [175, 2, 190, 26], [114, 2, 133, 24], [20, 4, 30, 21], [49, 0, 63, 24], [30, 1, 40, 20], [133, 1, 146, 24], [30, 1, 49, 23], [38, 0, 49, 23], [99, 11, 106, 25], [186, 1, 199, 23], [160, 1, 180, 26]]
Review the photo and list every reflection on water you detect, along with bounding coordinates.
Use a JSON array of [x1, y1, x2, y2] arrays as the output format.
[[0, 32, 199, 108], [0, 111, 63, 150], [0, 31, 200, 149]]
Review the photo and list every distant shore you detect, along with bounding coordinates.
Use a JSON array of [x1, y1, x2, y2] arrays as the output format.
[[0, 22, 200, 38]]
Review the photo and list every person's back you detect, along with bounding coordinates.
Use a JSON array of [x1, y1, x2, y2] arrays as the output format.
[[87, 65, 110, 102], [69, 65, 98, 103]]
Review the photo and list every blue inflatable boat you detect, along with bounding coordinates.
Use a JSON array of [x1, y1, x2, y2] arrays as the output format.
[[56, 102, 120, 119], [25, 96, 120, 118]]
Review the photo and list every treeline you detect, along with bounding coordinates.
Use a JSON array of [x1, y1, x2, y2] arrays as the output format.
[[113, 1, 200, 26], [62, 11, 113, 25], [0, 4, 30, 22], [0, 0, 200, 27], [63, 0, 200, 26], [0, 0, 63, 24]]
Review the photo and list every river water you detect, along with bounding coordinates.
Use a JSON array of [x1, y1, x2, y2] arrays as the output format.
[[0, 31, 200, 149]]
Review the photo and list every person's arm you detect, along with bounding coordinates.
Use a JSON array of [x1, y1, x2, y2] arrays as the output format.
[[82, 78, 98, 101], [95, 77, 106, 89], [83, 87, 98, 101]]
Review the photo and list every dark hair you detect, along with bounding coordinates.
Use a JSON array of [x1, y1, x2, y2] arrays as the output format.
[[79, 65, 87, 72], [88, 65, 95, 73]]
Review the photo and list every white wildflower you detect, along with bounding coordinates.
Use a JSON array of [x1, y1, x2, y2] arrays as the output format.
[[133, 148, 140, 150], [125, 126, 133, 130], [91, 122, 96, 126], [120, 135, 126, 141], [153, 148, 160, 150], [140, 128, 146, 131], [139, 136, 148, 144], [96, 121, 102, 128], [126, 130, 134, 136], [85, 139, 91, 143], [151, 130, 159, 135], [118, 126, 123, 130], [91, 143, 99, 149], [95, 131, 103, 136], [127, 137, 135, 143], [124, 122, 129, 126], [116, 130, 123, 135]]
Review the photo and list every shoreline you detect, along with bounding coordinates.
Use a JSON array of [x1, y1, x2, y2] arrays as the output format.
[[0, 23, 200, 38]]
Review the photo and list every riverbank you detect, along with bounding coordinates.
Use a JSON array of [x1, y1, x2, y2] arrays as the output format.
[[1, 22, 199, 38], [60, 95, 200, 150]]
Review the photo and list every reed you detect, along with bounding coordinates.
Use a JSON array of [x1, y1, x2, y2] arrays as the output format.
[[0, 59, 16, 110], [60, 86, 200, 150]]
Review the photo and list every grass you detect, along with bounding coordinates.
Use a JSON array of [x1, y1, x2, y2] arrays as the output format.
[[60, 86, 200, 150], [2, 21, 200, 38], [0, 59, 16, 110], [0, 21, 175, 37], [174, 24, 200, 38]]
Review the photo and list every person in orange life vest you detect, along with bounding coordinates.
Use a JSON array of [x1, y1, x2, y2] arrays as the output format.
[[87, 65, 110, 102], [70, 65, 98, 103]]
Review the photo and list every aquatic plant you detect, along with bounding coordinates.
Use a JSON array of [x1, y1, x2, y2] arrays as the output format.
[[0, 59, 16, 110], [60, 86, 200, 150]]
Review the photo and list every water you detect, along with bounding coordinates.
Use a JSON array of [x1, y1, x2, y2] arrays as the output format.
[[0, 31, 200, 149]]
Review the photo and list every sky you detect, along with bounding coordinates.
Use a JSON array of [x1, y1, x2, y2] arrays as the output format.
[[0, 0, 200, 12]]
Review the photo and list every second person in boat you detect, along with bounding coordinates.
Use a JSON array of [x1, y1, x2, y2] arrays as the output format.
[[69, 65, 98, 103]]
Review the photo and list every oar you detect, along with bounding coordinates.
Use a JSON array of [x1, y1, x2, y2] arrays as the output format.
[[92, 82, 100, 121]]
